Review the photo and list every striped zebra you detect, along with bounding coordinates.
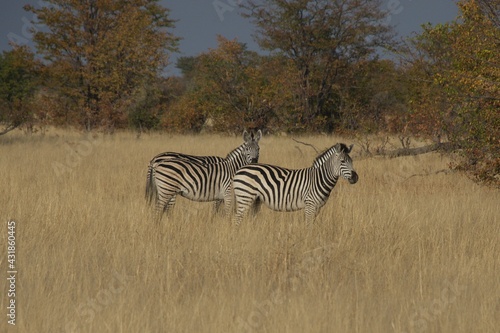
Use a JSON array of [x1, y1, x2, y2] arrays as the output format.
[[232, 143, 358, 225], [146, 130, 262, 220], [145, 152, 224, 206]]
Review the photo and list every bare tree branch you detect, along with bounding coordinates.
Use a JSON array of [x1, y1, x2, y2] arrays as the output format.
[[292, 138, 319, 154], [0, 123, 20, 136], [382, 142, 458, 158]]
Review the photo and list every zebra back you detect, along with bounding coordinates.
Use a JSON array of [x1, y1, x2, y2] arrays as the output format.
[[161, 130, 261, 197], [151, 152, 224, 166]]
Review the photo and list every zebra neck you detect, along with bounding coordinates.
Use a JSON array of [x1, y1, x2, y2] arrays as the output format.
[[225, 144, 244, 161], [312, 164, 339, 190], [312, 146, 338, 168], [325, 175, 339, 188], [224, 144, 247, 169]]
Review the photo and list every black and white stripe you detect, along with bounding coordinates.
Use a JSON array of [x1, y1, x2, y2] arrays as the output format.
[[145, 152, 224, 205], [147, 130, 261, 220], [232, 143, 358, 225]]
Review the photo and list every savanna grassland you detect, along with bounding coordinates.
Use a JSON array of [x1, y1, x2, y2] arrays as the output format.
[[0, 129, 498, 333]]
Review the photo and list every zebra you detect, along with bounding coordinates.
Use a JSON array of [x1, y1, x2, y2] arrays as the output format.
[[232, 143, 358, 225], [146, 130, 262, 220], [145, 152, 224, 206]]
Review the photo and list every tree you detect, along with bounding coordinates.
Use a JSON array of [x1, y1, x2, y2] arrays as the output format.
[[167, 37, 270, 132], [241, 0, 395, 131], [0, 46, 40, 135], [338, 59, 409, 133], [404, 0, 500, 185], [25, 0, 179, 130], [176, 56, 198, 79], [168, 36, 304, 133]]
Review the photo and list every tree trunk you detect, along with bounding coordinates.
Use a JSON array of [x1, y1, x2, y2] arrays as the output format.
[[383, 142, 458, 158], [0, 123, 19, 136]]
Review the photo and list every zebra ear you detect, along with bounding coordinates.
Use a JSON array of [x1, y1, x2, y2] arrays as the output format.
[[254, 129, 262, 142], [347, 144, 354, 153], [243, 130, 250, 142]]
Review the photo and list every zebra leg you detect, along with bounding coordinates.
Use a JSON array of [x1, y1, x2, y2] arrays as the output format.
[[250, 198, 262, 217], [304, 203, 318, 225], [233, 196, 255, 226], [213, 200, 224, 214], [164, 195, 176, 213], [222, 187, 233, 218], [233, 209, 244, 226], [155, 193, 176, 222]]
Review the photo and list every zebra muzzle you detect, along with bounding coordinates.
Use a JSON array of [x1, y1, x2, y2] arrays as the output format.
[[349, 171, 358, 184]]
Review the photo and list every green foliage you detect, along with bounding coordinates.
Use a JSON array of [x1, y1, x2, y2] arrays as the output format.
[[0, 46, 40, 134], [127, 85, 162, 131], [336, 59, 409, 134], [176, 56, 198, 78]]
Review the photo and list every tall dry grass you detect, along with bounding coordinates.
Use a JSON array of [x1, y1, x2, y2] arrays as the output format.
[[0, 129, 498, 333]]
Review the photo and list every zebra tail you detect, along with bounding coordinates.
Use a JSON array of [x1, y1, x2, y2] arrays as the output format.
[[145, 164, 157, 205]]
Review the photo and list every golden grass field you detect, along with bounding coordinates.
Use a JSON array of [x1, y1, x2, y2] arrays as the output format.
[[1, 129, 499, 333]]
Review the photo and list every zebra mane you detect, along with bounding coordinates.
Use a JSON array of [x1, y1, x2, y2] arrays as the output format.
[[312, 143, 348, 168], [225, 143, 245, 161]]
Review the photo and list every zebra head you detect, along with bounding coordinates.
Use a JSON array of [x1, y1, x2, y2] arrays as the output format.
[[242, 129, 262, 163], [334, 143, 358, 184]]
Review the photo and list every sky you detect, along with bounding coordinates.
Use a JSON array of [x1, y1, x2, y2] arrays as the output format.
[[0, 0, 459, 76]]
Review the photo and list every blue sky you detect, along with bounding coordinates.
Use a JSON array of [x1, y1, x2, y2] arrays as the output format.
[[0, 0, 459, 76]]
